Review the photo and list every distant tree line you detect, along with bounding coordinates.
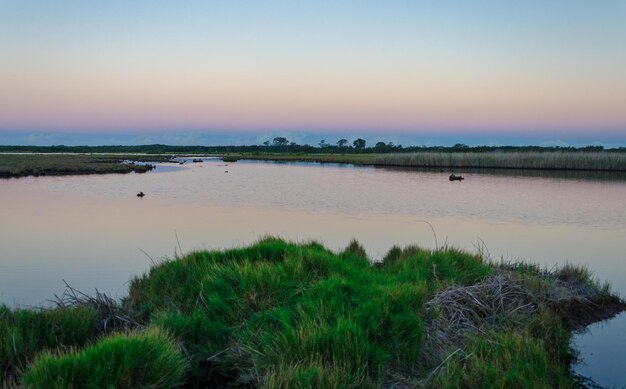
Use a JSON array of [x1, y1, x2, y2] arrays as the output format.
[[0, 141, 621, 155]]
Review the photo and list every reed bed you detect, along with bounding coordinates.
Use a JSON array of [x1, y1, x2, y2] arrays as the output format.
[[373, 151, 626, 171]]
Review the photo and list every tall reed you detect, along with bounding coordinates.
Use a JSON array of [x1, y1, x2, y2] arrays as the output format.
[[373, 151, 626, 171]]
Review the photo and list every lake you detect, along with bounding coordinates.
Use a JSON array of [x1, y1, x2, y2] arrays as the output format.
[[1, 158, 625, 386]]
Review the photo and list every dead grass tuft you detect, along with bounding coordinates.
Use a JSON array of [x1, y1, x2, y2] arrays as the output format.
[[52, 280, 140, 335], [421, 274, 537, 366]]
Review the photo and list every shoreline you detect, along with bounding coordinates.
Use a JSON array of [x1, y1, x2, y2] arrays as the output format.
[[3, 151, 626, 179]]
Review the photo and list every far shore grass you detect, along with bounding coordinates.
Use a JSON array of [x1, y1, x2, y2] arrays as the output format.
[[1, 237, 624, 388], [232, 151, 626, 172], [0, 154, 174, 178]]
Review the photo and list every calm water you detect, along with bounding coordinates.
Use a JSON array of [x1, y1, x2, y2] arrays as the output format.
[[1, 158, 626, 386]]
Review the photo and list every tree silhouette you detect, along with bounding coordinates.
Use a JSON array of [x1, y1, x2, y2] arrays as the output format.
[[273, 137, 289, 147], [353, 138, 366, 150]]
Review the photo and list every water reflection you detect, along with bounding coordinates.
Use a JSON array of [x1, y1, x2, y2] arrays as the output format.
[[573, 313, 626, 389], [1, 159, 625, 385], [377, 165, 626, 182]]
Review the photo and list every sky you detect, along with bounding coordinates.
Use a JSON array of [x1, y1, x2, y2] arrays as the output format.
[[1, 1, 625, 146]]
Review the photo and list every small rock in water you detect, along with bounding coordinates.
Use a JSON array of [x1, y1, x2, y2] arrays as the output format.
[[137, 191, 145, 197]]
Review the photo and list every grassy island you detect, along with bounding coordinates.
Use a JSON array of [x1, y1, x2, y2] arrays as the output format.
[[0, 154, 174, 178], [1, 238, 624, 388]]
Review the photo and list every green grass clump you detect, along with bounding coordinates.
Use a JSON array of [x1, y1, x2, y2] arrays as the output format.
[[0, 305, 98, 382], [123, 237, 491, 386], [381, 245, 491, 288], [435, 329, 573, 389], [21, 328, 186, 389]]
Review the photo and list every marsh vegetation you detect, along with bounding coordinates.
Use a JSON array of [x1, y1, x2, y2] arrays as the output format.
[[373, 151, 626, 171], [0, 154, 173, 178], [1, 238, 623, 388], [3, 147, 626, 180], [239, 151, 626, 172]]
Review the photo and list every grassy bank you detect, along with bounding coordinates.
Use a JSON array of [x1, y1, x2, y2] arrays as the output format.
[[3, 151, 626, 179], [1, 238, 624, 388], [235, 151, 626, 172], [0, 154, 173, 178]]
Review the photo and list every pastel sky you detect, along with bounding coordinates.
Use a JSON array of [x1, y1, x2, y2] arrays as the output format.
[[1, 1, 625, 145]]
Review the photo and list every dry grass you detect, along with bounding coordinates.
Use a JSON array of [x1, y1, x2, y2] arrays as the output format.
[[423, 274, 537, 351], [373, 151, 626, 171], [237, 151, 626, 173], [500, 261, 624, 329], [52, 281, 139, 335], [381, 261, 626, 387], [389, 273, 541, 386]]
